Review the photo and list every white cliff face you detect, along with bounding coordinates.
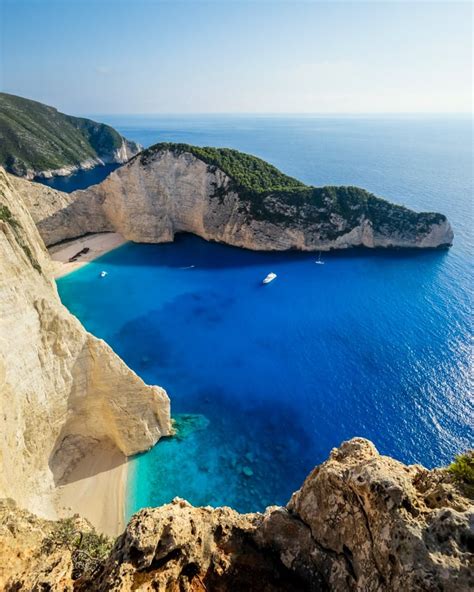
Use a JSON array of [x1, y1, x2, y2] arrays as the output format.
[[11, 174, 113, 245], [24, 148, 453, 250], [108, 138, 143, 164], [0, 168, 171, 518]]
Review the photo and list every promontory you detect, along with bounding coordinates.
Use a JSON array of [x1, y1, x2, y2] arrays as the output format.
[[0, 93, 141, 179], [14, 142, 453, 251]]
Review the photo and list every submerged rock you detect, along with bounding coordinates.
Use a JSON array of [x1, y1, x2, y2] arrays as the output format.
[[172, 413, 210, 440], [90, 439, 473, 591]]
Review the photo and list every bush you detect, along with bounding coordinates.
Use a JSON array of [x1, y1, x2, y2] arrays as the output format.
[[41, 517, 113, 579], [448, 451, 474, 486]]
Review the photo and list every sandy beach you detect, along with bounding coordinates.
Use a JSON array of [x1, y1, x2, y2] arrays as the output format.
[[56, 442, 128, 537], [48, 232, 127, 278]]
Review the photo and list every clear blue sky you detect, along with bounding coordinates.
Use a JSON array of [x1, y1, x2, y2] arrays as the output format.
[[1, 0, 472, 115]]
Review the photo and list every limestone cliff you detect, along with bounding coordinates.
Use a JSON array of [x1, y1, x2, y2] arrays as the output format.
[[20, 143, 453, 250], [10, 174, 106, 247], [0, 168, 171, 519], [1, 439, 472, 591]]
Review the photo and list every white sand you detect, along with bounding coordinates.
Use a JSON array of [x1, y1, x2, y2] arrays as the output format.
[[56, 443, 128, 537], [48, 232, 127, 278], [51, 233, 131, 535]]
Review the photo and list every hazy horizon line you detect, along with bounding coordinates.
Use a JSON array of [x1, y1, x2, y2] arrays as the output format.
[[84, 111, 473, 118]]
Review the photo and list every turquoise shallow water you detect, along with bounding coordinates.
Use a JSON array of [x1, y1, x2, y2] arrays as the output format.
[[55, 115, 473, 517]]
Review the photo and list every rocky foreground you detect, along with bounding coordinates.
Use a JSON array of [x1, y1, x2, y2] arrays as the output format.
[[1, 439, 472, 591], [13, 143, 453, 251]]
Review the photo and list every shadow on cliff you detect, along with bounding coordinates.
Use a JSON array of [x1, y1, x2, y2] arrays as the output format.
[[92, 232, 450, 273], [49, 432, 126, 488]]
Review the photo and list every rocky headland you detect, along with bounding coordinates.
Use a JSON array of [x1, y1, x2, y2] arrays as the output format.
[[0, 93, 141, 179], [14, 143, 453, 251]]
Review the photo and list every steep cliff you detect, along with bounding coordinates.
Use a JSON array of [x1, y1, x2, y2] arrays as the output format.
[[23, 143, 453, 250], [9, 174, 104, 247], [0, 93, 141, 179], [0, 168, 171, 519], [1, 439, 472, 591]]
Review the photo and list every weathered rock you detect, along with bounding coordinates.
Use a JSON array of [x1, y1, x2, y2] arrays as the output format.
[[81, 499, 305, 592], [18, 147, 453, 250], [83, 440, 474, 591], [258, 438, 474, 591], [10, 173, 113, 246], [0, 498, 74, 591], [1, 439, 472, 590], [0, 168, 171, 518]]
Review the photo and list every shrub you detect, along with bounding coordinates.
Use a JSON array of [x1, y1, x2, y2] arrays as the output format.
[[448, 451, 474, 486], [41, 517, 113, 579]]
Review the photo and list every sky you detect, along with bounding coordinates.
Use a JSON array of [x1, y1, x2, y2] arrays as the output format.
[[0, 0, 472, 115]]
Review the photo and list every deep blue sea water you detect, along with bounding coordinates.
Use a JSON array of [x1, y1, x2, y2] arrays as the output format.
[[38, 163, 120, 192], [55, 115, 473, 517]]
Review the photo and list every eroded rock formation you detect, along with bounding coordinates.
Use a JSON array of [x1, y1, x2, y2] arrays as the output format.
[[1, 439, 472, 591], [16, 145, 453, 250], [0, 168, 171, 518]]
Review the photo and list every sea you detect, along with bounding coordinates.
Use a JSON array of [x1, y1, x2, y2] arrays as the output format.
[[51, 115, 473, 517]]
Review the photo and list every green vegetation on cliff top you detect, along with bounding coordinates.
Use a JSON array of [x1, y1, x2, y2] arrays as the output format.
[[0, 93, 133, 176], [141, 142, 446, 237], [142, 142, 306, 193]]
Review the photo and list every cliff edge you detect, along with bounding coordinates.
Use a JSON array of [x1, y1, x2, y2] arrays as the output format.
[[21, 143, 453, 250], [0, 168, 171, 520], [1, 439, 472, 591]]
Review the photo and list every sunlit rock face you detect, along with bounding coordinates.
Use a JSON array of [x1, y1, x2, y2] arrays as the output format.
[[85, 439, 473, 591], [2, 438, 470, 591], [0, 168, 171, 519], [18, 146, 453, 250]]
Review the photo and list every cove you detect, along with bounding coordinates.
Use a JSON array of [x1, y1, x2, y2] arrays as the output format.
[[55, 114, 472, 517], [57, 234, 472, 516]]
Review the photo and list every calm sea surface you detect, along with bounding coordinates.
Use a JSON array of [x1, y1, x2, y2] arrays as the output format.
[[55, 115, 473, 516]]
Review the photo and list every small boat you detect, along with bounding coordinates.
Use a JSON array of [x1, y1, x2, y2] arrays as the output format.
[[99, 271, 108, 278], [315, 252, 325, 265], [180, 265, 196, 270], [263, 272, 277, 284]]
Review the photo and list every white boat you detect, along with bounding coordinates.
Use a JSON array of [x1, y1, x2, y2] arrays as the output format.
[[263, 272, 277, 284], [315, 252, 325, 265], [99, 271, 108, 278]]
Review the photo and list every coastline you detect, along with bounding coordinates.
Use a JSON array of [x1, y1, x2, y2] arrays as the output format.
[[48, 232, 127, 278], [55, 442, 128, 537]]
